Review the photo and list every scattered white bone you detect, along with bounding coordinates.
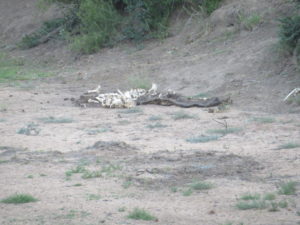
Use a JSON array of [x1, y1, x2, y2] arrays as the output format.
[[284, 88, 300, 102], [148, 83, 158, 94], [167, 89, 176, 95], [86, 85, 101, 94], [88, 99, 100, 103]]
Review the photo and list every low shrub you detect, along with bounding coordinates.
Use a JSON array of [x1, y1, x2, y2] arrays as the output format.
[[24, 0, 224, 53], [278, 13, 300, 64]]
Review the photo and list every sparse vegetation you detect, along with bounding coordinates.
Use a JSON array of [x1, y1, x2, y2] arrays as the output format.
[[19, 18, 67, 49], [287, 95, 300, 106], [279, 14, 300, 61], [101, 164, 122, 175], [186, 135, 220, 143], [200, 0, 223, 15], [269, 202, 279, 212], [236, 200, 267, 210], [118, 207, 126, 212], [82, 170, 102, 179], [146, 122, 167, 129], [236, 191, 293, 211], [148, 115, 163, 121], [17, 123, 41, 136], [172, 111, 196, 120], [278, 200, 288, 208], [119, 108, 142, 114], [30, 0, 224, 53], [38, 116, 73, 123], [182, 188, 193, 196], [0, 51, 51, 83], [118, 120, 131, 125], [207, 127, 242, 136], [190, 181, 213, 190], [87, 194, 101, 200], [240, 193, 260, 201], [263, 193, 276, 201], [278, 181, 297, 195], [170, 186, 178, 193], [252, 117, 275, 123], [238, 13, 262, 31], [122, 180, 132, 189], [277, 142, 300, 150], [1, 194, 38, 204], [127, 208, 157, 221]]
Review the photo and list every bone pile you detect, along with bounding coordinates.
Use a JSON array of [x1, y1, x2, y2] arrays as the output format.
[[85, 83, 158, 108]]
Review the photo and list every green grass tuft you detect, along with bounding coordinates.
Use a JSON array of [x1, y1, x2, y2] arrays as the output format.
[[87, 194, 101, 200], [182, 189, 193, 196], [240, 193, 260, 201], [1, 194, 37, 204], [172, 111, 196, 120], [170, 186, 178, 193], [263, 193, 276, 201], [122, 180, 132, 189], [87, 128, 109, 135], [236, 200, 267, 210], [118, 207, 126, 212], [207, 127, 242, 136], [252, 117, 275, 123], [277, 142, 300, 150], [186, 135, 220, 143], [146, 122, 167, 129], [127, 208, 157, 221], [278, 200, 288, 208], [38, 116, 73, 123], [148, 115, 163, 121], [239, 13, 262, 31], [17, 123, 40, 136], [81, 170, 102, 179], [278, 181, 297, 195], [190, 181, 213, 190]]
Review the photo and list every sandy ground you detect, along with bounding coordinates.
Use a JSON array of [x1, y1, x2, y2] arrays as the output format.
[[0, 83, 299, 225]]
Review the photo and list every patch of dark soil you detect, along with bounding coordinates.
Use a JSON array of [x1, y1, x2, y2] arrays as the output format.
[[126, 150, 264, 188], [0, 146, 65, 164], [86, 141, 137, 158], [0, 146, 24, 156], [0, 141, 137, 164]]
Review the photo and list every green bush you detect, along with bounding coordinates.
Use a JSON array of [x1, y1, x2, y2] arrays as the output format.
[[201, 0, 223, 15], [279, 15, 300, 52], [25, 0, 223, 53], [279, 15, 300, 65]]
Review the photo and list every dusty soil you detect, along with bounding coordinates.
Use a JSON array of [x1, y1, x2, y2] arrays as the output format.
[[0, 0, 300, 225]]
